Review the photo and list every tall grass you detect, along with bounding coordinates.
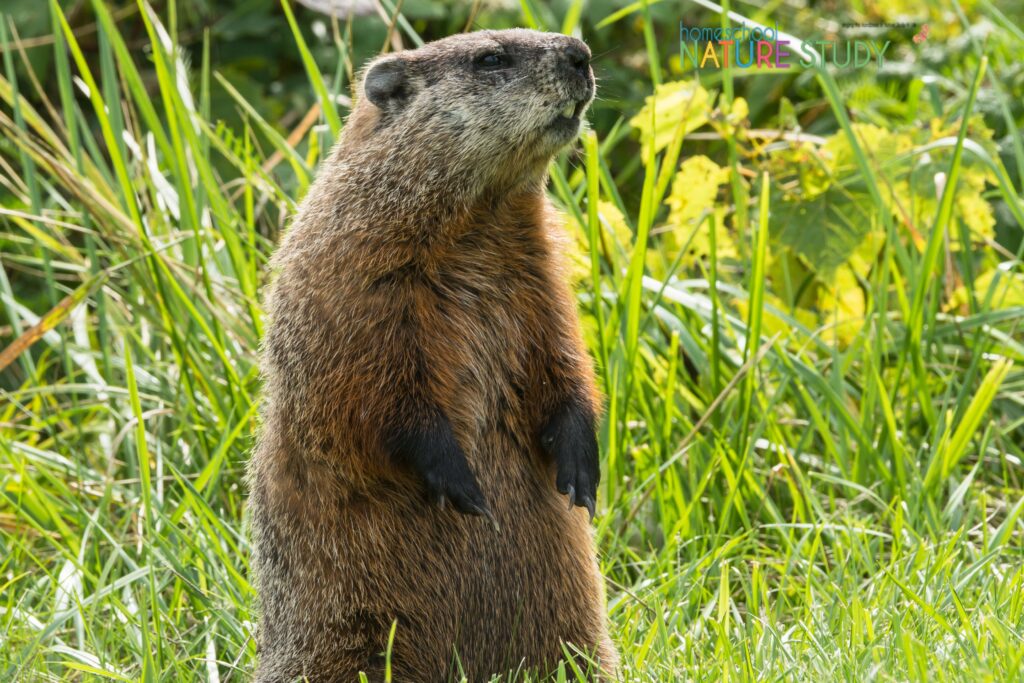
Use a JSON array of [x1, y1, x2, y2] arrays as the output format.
[[1, 1, 1023, 681]]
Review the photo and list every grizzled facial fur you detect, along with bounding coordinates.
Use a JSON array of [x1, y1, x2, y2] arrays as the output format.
[[360, 29, 595, 184]]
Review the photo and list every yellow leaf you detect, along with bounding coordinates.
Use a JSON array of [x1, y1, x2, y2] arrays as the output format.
[[658, 156, 736, 269], [849, 229, 886, 278], [561, 211, 592, 285], [629, 80, 712, 160], [598, 200, 634, 250], [734, 292, 816, 342], [709, 96, 749, 140], [725, 97, 748, 125], [666, 155, 729, 227], [956, 177, 996, 243], [561, 201, 635, 283], [822, 123, 913, 176], [818, 265, 865, 346], [947, 267, 1024, 312]]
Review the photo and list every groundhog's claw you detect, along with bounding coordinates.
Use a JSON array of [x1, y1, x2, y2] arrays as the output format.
[[581, 495, 596, 521], [566, 489, 595, 520], [481, 505, 501, 533], [541, 400, 600, 520], [423, 460, 490, 518]]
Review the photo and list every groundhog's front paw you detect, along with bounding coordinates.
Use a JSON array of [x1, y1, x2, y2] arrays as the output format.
[[540, 401, 600, 520], [386, 410, 493, 522], [421, 456, 491, 519]]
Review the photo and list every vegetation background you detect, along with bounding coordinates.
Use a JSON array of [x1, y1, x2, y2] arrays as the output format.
[[1, 0, 1023, 680]]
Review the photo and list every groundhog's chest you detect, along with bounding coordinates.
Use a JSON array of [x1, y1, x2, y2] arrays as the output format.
[[427, 256, 559, 442]]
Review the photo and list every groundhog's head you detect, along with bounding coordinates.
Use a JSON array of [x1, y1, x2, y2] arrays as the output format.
[[354, 29, 595, 187]]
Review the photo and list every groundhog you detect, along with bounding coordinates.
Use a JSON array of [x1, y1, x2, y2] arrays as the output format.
[[248, 28, 618, 682]]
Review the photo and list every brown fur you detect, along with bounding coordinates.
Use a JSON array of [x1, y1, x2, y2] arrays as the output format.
[[248, 29, 617, 682]]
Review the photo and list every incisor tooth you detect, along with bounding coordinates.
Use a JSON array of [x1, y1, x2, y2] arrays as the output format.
[[561, 102, 575, 118]]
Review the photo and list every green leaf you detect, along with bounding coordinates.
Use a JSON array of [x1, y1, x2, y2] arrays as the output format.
[[772, 186, 876, 275]]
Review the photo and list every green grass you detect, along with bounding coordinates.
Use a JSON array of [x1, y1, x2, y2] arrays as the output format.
[[2, 1, 1024, 681]]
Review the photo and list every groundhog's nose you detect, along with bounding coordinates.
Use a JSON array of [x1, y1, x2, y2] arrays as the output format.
[[563, 41, 591, 75]]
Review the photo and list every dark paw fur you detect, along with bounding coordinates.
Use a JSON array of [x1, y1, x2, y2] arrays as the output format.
[[540, 400, 600, 519], [386, 407, 492, 520], [421, 454, 489, 517]]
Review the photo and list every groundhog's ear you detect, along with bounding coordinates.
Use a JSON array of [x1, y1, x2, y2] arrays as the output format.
[[364, 57, 411, 111]]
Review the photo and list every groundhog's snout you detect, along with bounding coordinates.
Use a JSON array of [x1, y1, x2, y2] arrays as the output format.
[[563, 41, 590, 77], [558, 38, 593, 90], [549, 36, 594, 125]]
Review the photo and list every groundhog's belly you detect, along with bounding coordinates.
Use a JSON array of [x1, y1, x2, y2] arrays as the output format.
[[456, 442, 610, 679], [259, 424, 610, 681]]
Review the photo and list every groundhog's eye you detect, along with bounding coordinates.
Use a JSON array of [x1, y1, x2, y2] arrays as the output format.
[[473, 52, 511, 70]]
